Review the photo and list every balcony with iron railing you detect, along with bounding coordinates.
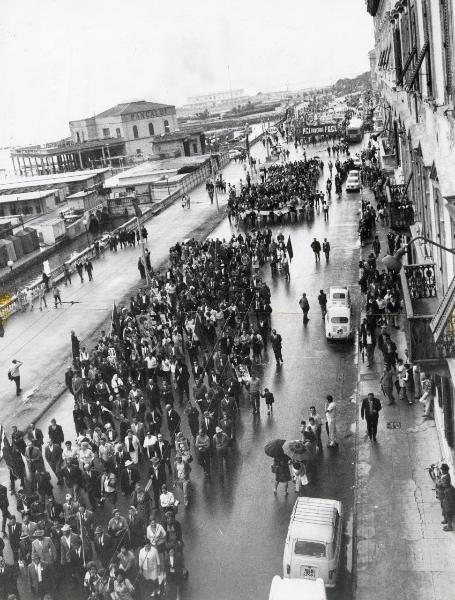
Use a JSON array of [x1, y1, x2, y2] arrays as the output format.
[[386, 183, 415, 231]]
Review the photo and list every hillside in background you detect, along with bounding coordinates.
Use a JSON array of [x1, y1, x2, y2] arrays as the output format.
[[333, 71, 371, 95]]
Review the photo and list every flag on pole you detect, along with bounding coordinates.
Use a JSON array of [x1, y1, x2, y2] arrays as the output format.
[[0, 424, 13, 470], [286, 236, 294, 262], [131, 197, 143, 218]]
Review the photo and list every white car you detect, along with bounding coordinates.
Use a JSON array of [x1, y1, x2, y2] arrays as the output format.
[[283, 497, 343, 587], [327, 286, 351, 308], [269, 575, 327, 600], [325, 287, 353, 341], [346, 170, 361, 192], [352, 155, 362, 168]]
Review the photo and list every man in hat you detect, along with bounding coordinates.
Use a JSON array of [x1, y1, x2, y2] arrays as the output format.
[[107, 508, 128, 540], [60, 524, 81, 580], [19, 531, 32, 565], [62, 494, 80, 530], [127, 505, 145, 550], [441, 480, 455, 531], [120, 459, 140, 496], [93, 526, 113, 568]]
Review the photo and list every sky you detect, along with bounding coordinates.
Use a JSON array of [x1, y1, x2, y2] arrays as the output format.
[[0, 0, 373, 147]]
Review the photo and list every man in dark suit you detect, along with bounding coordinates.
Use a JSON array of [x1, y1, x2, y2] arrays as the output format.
[[28, 555, 51, 598], [82, 464, 102, 510], [200, 410, 216, 438], [7, 515, 22, 562], [44, 441, 63, 484], [153, 433, 172, 476], [60, 460, 83, 498], [45, 497, 64, 524], [146, 406, 162, 435], [165, 404, 181, 445], [148, 457, 166, 508], [114, 443, 131, 476], [0, 557, 19, 600], [119, 460, 141, 496], [93, 526, 113, 568], [47, 419, 64, 446], [28, 423, 44, 449], [361, 393, 382, 441]]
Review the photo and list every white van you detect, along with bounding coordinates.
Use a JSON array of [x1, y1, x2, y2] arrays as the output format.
[[269, 575, 327, 600], [283, 497, 343, 588]]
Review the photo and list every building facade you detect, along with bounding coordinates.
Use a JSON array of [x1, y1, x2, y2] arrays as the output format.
[[367, 0, 455, 462], [69, 100, 178, 157]]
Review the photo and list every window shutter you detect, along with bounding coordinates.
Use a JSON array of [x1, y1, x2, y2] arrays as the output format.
[[394, 27, 403, 84], [441, 0, 453, 98]]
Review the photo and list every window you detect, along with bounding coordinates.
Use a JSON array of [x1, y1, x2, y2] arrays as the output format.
[[294, 540, 326, 558], [440, 0, 454, 102], [35, 204, 41, 213], [164, 119, 170, 134], [136, 149, 142, 155], [192, 143, 198, 153], [116, 128, 121, 138], [102, 128, 110, 138], [331, 316, 349, 324], [133, 125, 139, 139], [76, 132, 80, 143], [148, 122, 155, 136]]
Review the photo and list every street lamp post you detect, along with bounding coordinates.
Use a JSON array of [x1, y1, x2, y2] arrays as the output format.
[[382, 236, 455, 272], [7, 259, 18, 296], [82, 218, 90, 248]]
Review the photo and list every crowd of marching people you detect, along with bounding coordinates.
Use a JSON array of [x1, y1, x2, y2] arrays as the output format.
[[1, 224, 292, 599]]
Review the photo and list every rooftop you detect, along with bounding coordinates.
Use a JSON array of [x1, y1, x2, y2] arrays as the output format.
[[92, 100, 175, 119], [0, 169, 110, 195], [0, 189, 60, 204]]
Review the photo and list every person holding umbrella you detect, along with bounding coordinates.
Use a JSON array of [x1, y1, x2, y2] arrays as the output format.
[[272, 456, 291, 495]]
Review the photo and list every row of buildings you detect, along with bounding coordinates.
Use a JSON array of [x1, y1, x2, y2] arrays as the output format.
[[11, 100, 206, 176], [366, 0, 455, 464]]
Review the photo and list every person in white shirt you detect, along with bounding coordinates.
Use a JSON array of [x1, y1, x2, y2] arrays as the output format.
[[8, 359, 23, 396]]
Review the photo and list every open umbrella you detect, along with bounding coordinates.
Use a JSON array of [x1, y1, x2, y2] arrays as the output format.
[[283, 440, 308, 462], [264, 439, 286, 458]]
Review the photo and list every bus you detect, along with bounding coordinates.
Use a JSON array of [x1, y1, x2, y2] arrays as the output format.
[[346, 117, 364, 143]]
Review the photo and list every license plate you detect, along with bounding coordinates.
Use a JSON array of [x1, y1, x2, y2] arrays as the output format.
[[301, 566, 316, 579]]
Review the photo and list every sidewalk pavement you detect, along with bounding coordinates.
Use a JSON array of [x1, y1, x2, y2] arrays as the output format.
[[0, 143, 269, 430], [354, 201, 455, 599]]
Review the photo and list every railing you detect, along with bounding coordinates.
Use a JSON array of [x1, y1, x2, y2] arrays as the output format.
[[404, 263, 437, 300], [0, 207, 153, 322]]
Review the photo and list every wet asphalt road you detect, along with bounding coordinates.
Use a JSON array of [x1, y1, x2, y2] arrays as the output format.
[[33, 141, 364, 600]]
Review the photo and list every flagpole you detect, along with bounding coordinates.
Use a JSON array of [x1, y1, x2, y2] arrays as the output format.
[[137, 216, 151, 286]]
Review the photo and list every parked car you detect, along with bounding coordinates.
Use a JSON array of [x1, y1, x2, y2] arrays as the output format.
[[268, 575, 327, 600], [283, 497, 343, 588], [327, 286, 351, 308], [346, 170, 361, 192]]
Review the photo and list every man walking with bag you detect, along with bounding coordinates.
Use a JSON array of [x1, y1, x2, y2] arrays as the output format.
[[8, 359, 23, 396]]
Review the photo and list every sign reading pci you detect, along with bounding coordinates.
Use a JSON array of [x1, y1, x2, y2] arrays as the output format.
[[302, 124, 338, 135]]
